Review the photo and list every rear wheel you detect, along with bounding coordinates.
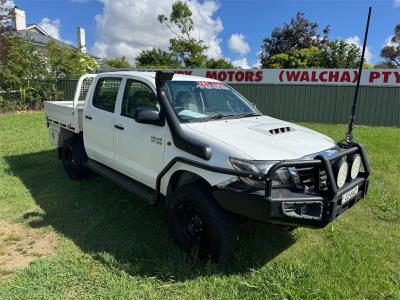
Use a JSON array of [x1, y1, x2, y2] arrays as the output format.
[[62, 137, 91, 180], [167, 183, 239, 262]]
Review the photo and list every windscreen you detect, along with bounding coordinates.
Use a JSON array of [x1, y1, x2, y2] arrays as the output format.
[[165, 81, 260, 122]]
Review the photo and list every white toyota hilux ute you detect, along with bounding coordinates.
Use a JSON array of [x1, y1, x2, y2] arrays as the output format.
[[44, 71, 370, 261]]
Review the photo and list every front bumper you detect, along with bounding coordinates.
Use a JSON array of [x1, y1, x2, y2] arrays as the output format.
[[213, 143, 370, 228], [213, 177, 369, 228]]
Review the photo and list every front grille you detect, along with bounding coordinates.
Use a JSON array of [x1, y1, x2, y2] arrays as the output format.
[[296, 166, 329, 192]]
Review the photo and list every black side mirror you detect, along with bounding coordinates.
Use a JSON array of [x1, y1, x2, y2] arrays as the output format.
[[135, 107, 161, 125]]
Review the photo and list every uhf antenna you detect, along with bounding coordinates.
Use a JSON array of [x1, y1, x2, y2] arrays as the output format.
[[346, 7, 372, 144]]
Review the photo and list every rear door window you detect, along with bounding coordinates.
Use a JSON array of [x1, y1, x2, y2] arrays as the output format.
[[92, 78, 122, 113]]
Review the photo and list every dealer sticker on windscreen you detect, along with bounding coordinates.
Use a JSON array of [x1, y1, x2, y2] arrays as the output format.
[[341, 186, 359, 205], [196, 81, 230, 90]]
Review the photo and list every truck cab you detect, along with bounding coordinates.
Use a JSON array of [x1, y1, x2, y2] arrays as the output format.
[[44, 71, 370, 261]]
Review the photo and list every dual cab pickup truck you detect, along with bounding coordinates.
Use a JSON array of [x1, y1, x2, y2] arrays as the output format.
[[44, 71, 370, 261]]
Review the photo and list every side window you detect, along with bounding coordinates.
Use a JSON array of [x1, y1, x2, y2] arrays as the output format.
[[92, 78, 122, 113], [121, 79, 158, 119]]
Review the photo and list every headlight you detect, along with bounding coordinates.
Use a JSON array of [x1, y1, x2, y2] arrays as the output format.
[[229, 158, 296, 189], [336, 160, 349, 189], [349, 154, 361, 180]]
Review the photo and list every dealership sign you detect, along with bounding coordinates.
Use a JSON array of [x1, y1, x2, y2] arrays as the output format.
[[170, 69, 400, 86]]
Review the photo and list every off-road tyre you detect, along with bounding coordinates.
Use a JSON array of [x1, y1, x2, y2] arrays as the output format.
[[61, 137, 91, 180], [167, 182, 239, 262]]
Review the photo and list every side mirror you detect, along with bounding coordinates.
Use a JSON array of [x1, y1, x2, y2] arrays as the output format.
[[134, 107, 161, 125]]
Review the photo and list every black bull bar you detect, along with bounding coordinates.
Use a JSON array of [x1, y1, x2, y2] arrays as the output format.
[[264, 142, 370, 197], [212, 142, 370, 227], [155, 142, 370, 227]]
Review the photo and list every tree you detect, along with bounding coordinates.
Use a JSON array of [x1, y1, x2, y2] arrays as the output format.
[[135, 48, 180, 68], [46, 41, 98, 80], [0, 36, 60, 108], [0, 37, 49, 90], [0, 35, 97, 110], [380, 24, 400, 68], [320, 40, 362, 68], [374, 62, 392, 69], [205, 58, 234, 69], [260, 12, 329, 67], [265, 40, 367, 69], [266, 46, 321, 68], [158, 1, 207, 67], [0, 25, 9, 60], [0, 0, 13, 60], [137, 1, 232, 69], [0, 0, 12, 28], [103, 56, 131, 69]]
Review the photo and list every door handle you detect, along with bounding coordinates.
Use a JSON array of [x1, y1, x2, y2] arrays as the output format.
[[85, 115, 92, 120], [114, 124, 124, 130]]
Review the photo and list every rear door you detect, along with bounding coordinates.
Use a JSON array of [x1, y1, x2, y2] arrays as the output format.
[[83, 76, 123, 168], [113, 78, 166, 188]]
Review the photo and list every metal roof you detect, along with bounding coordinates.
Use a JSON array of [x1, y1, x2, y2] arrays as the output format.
[[11, 28, 99, 59]]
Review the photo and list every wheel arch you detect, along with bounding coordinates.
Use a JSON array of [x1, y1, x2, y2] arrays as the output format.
[[167, 170, 211, 198], [57, 128, 82, 159], [160, 162, 235, 199]]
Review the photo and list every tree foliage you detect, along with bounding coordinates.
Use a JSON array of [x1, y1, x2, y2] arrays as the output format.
[[158, 1, 207, 68], [265, 41, 365, 69], [0, 0, 12, 28], [46, 41, 98, 80], [135, 1, 241, 69], [319, 40, 361, 68], [0, 0, 13, 60], [0, 36, 98, 110], [136, 48, 180, 68], [0, 27, 8, 60], [205, 58, 234, 69], [0, 37, 61, 109], [380, 24, 400, 68], [102, 56, 131, 69], [266, 46, 321, 69], [260, 12, 329, 67], [259, 12, 371, 69], [0, 37, 49, 91]]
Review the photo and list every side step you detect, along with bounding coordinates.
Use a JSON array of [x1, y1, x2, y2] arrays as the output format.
[[85, 159, 156, 205]]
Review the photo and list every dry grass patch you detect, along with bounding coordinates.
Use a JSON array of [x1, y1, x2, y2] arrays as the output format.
[[0, 220, 56, 277]]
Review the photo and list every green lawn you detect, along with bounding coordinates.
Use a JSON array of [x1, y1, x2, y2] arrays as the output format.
[[0, 112, 399, 299]]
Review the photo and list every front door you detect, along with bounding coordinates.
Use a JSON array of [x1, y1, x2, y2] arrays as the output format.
[[113, 78, 166, 189]]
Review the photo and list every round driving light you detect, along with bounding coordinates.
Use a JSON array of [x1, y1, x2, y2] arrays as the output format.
[[349, 154, 361, 180], [336, 161, 349, 189]]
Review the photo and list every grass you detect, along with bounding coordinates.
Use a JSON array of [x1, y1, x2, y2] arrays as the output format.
[[0, 112, 399, 299]]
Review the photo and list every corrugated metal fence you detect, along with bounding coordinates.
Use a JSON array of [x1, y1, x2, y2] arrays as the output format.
[[231, 84, 400, 127], [58, 80, 400, 127], [58, 80, 78, 101]]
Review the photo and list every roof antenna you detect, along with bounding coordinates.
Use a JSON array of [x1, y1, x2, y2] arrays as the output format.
[[346, 7, 372, 145]]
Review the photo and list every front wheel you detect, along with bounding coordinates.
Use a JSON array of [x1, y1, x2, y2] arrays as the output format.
[[167, 183, 239, 262]]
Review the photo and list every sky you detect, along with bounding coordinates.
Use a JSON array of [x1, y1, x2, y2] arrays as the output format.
[[9, 0, 400, 67]]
